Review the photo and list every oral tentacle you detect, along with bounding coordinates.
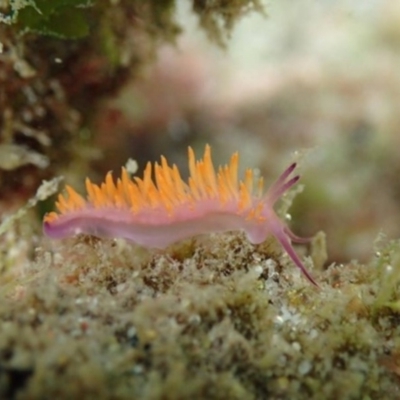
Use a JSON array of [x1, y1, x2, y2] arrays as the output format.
[[268, 217, 318, 287], [284, 226, 313, 244]]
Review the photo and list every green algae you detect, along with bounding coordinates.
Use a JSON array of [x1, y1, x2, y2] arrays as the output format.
[[0, 222, 398, 398]]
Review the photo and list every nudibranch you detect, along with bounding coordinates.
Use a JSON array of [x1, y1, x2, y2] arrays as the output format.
[[43, 145, 318, 286]]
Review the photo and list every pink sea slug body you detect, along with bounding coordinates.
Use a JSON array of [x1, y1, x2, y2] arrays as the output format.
[[43, 145, 318, 286]]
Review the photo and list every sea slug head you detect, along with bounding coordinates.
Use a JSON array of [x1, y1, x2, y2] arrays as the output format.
[[246, 162, 319, 287]]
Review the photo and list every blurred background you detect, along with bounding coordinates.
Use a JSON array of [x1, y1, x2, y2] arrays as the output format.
[[2, 0, 400, 266]]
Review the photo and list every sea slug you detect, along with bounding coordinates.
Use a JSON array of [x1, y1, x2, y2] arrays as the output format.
[[44, 145, 318, 286]]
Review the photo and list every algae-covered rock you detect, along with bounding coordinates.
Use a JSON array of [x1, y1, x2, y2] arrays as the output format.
[[0, 230, 398, 399]]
